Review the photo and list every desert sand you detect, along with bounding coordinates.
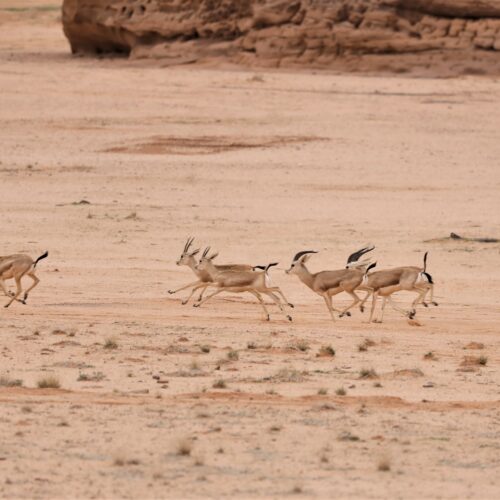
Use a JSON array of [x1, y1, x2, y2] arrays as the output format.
[[0, 2, 499, 499]]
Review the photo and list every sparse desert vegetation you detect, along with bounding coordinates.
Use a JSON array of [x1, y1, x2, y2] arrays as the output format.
[[0, 4, 499, 498]]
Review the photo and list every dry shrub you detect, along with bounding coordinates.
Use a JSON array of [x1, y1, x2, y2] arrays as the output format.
[[37, 376, 61, 389], [177, 439, 192, 456], [0, 375, 23, 387], [461, 356, 487, 367], [317, 345, 335, 357], [359, 368, 378, 379]]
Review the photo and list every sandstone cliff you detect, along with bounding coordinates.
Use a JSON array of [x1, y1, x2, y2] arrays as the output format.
[[62, 0, 500, 75]]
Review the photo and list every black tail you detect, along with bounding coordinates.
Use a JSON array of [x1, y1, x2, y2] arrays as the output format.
[[423, 251, 428, 272], [365, 262, 376, 275], [422, 272, 434, 284], [34, 251, 48, 268]]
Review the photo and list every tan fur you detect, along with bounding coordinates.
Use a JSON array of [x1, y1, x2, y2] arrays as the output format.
[[358, 262, 435, 323], [0, 252, 47, 307], [168, 238, 252, 304], [194, 256, 293, 321], [286, 253, 368, 322]]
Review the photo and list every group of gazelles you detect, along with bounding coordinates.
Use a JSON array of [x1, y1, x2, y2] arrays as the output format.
[[0, 239, 438, 323], [167, 237, 438, 323]]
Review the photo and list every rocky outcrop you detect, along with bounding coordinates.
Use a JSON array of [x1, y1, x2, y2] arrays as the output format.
[[62, 0, 500, 75]]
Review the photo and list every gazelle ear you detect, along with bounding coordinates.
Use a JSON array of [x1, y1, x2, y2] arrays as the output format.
[[209, 252, 219, 260], [301, 254, 312, 263], [190, 248, 200, 256]]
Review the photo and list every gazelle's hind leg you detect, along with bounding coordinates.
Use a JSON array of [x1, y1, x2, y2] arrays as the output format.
[[267, 286, 294, 308], [193, 287, 224, 307], [357, 288, 373, 313], [409, 286, 429, 316], [5, 276, 24, 308], [23, 272, 40, 302], [264, 291, 292, 322], [0, 278, 25, 305]]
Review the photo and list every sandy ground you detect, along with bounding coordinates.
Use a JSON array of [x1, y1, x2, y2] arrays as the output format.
[[1, 2, 500, 499]]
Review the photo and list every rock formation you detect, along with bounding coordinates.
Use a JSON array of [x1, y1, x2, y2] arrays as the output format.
[[62, 0, 500, 75]]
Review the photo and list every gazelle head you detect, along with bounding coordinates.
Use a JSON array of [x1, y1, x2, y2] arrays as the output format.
[[286, 251, 318, 275], [195, 247, 219, 272], [176, 236, 200, 266], [345, 245, 375, 269]]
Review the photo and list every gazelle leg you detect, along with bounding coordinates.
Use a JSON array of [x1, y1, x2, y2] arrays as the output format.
[[409, 286, 429, 316], [23, 272, 40, 301], [5, 276, 23, 308], [322, 293, 336, 322], [264, 291, 292, 322], [429, 284, 438, 306], [182, 283, 210, 305], [0, 279, 25, 304], [339, 291, 361, 318], [268, 286, 294, 308], [368, 291, 379, 323], [248, 290, 271, 321], [168, 280, 202, 295], [359, 289, 373, 313], [387, 295, 414, 318], [377, 296, 388, 323]]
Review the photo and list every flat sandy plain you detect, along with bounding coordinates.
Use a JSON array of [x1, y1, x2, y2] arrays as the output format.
[[1, 2, 500, 499]]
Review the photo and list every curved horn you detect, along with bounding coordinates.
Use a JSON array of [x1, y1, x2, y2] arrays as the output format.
[[347, 245, 375, 265], [292, 250, 318, 262], [202, 246, 210, 258], [184, 236, 194, 253], [265, 262, 279, 271]]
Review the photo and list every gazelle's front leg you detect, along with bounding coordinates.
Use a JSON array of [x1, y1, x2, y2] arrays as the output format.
[[168, 280, 202, 295], [321, 292, 336, 322], [183, 283, 211, 305], [358, 288, 373, 313], [368, 291, 379, 323], [339, 291, 361, 318], [0, 279, 25, 305], [193, 287, 224, 307]]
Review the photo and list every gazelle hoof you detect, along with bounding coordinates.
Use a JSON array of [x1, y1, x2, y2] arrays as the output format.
[[265, 315, 270, 321], [432, 301, 439, 306], [193, 303, 200, 308], [423, 302, 429, 308], [372, 319, 382, 323], [288, 303, 294, 308], [360, 306, 365, 313], [167, 290, 175, 294], [287, 315, 293, 322], [408, 311, 416, 319], [4, 304, 10, 308], [181, 301, 188, 305]]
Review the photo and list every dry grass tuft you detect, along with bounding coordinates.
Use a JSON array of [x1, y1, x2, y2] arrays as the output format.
[[359, 368, 378, 379], [177, 439, 193, 456], [212, 379, 227, 389], [200, 345, 210, 353], [317, 345, 335, 357], [37, 376, 61, 389], [270, 368, 305, 383], [227, 350, 239, 361], [0, 375, 23, 387], [423, 351, 436, 360], [461, 355, 488, 367], [377, 456, 391, 471], [317, 388, 328, 395], [104, 338, 118, 350], [335, 387, 346, 396], [289, 340, 309, 352], [359, 338, 376, 351]]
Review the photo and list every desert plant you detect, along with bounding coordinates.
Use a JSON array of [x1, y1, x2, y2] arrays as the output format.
[[0, 375, 23, 387], [37, 376, 61, 389], [318, 345, 335, 357], [177, 439, 192, 456], [247, 341, 257, 349], [359, 368, 378, 379], [227, 350, 239, 361], [317, 388, 328, 395], [104, 338, 118, 350], [335, 387, 346, 396], [200, 345, 210, 353], [213, 379, 227, 389], [478, 356, 488, 366], [377, 456, 391, 471]]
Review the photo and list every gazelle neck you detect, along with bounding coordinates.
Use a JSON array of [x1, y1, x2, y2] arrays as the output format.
[[295, 263, 315, 290]]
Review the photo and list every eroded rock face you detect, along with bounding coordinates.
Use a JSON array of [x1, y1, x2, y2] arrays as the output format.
[[62, 0, 500, 74]]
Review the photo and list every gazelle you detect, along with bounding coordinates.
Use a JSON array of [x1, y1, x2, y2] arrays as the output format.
[[168, 238, 252, 304], [193, 254, 293, 321], [0, 251, 48, 307], [285, 246, 375, 322], [358, 252, 437, 323]]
